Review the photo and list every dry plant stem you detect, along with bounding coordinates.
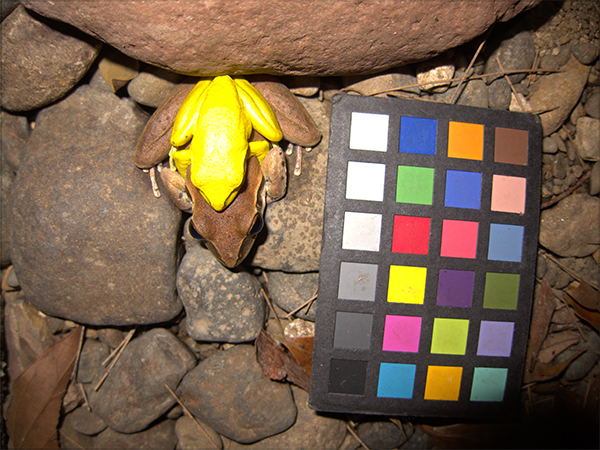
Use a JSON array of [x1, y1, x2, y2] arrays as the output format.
[[527, 49, 540, 88], [285, 286, 318, 319], [346, 68, 559, 97], [542, 250, 599, 291], [261, 287, 285, 335], [165, 384, 221, 450], [78, 382, 91, 411], [94, 328, 135, 391], [389, 417, 407, 439], [345, 423, 371, 450], [72, 325, 86, 381], [541, 170, 591, 209], [556, 295, 587, 341], [449, 26, 492, 104], [102, 328, 135, 367], [496, 56, 526, 111]]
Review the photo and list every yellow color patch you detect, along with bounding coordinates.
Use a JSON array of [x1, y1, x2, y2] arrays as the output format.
[[424, 365, 463, 401], [448, 121, 484, 161], [387, 265, 427, 304]]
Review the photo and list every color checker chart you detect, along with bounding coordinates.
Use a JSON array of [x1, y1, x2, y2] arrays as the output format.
[[309, 94, 542, 418]]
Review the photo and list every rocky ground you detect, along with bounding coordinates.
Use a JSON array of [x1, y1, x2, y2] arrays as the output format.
[[1, 1, 599, 449]]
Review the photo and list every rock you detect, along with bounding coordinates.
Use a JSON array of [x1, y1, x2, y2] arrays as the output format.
[[509, 92, 532, 112], [76, 338, 110, 384], [97, 328, 125, 349], [540, 54, 560, 71], [539, 194, 600, 257], [1, 166, 14, 268], [343, 71, 420, 96], [584, 92, 600, 119], [94, 419, 177, 450], [59, 421, 96, 450], [416, 57, 454, 93], [528, 55, 591, 136], [543, 136, 559, 154], [555, 44, 573, 67], [88, 328, 196, 434], [176, 243, 266, 343], [178, 345, 297, 444], [456, 79, 488, 108], [488, 78, 511, 110], [570, 102, 587, 125], [0, 0, 18, 20], [9, 85, 183, 326], [571, 41, 599, 65], [2, 290, 58, 381], [0, 6, 101, 112], [280, 76, 321, 97], [21, 0, 540, 76], [267, 271, 319, 321], [249, 96, 329, 271], [128, 66, 183, 108], [575, 117, 600, 161], [590, 162, 600, 196], [175, 416, 223, 450], [484, 30, 536, 84], [223, 385, 346, 450], [551, 153, 568, 179], [64, 407, 107, 436], [1, 111, 30, 172], [560, 331, 599, 382], [358, 420, 410, 450]]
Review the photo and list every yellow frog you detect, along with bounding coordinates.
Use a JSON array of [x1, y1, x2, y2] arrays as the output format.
[[133, 75, 321, 267]]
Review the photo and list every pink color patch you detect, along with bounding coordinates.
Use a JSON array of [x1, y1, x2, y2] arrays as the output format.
[[382, 315, 422, 352], [491, 175, 527, 214], [440, 220, 479, 259]]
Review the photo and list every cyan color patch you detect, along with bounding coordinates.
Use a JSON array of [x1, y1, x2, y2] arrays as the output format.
[[399, 116, 437, 155], [444, 170, 482, 209], [377, 363, 416, 398], [470, 367, 509, 402]]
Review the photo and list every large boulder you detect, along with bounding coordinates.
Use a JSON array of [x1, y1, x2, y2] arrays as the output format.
[[21, 0, 540, 76]]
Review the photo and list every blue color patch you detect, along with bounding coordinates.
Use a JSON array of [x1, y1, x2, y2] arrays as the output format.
[[399, 117, 437, 155], [444, 170, 482, 209], [488, 224, 524, 262], [377, 363, 416, 399]]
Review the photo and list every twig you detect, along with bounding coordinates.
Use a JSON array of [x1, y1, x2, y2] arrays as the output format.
[[102, 328, 135, 367], [556, 294, 587, 342], [344, 68, 560, 97], [540, 170, 590, 209], [449, 26, 492, 104], [542, 251, 599, 291], [165, 384, 221, 449], [496, 56, 526, 112], [261, 288, 285, 336], [527, 48, 540, 88], [78, 382, 91, 412], [94, 328, 135, 391], [345, 423, 371, 450], [285, 287, 318, 319], [71, 325, 86, 381]]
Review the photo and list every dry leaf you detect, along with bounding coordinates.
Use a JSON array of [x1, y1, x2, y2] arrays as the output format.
[[564, 292, 600, 331], [532, 348, 586, 381], [255, 329, 311, 391], [98, 47, 139, 92], [281, 336, 313, 377], [6, 326, 83, 449], [566, 280, 599, 311], [537, 337, 579, 364], [525, 279, 556, 372]]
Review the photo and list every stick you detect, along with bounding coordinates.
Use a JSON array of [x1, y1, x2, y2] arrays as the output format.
[[261, 288, 285, 336], [345, 423, 371, 450], [165, 385, 221, 449], [540, 170, 591, 210], [285, 287, 318, 319], [496, 56, 526, 112], [542, 251, 599, 291], [94, 328, 135, 391]]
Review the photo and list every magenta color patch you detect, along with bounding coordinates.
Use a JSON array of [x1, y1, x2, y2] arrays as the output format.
[[382, 315, 422, 353]]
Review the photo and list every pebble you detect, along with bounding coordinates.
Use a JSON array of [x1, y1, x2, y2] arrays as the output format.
[[550, 133, 567, 152], [556, 44, 573, 67], [484, 30, 536, 84], [97, 328, 125, 349], [539, 194, 600, 257], [176, 241, 266, 343], [416, 57, 454, 93], [543, 136, 559, 154], [249, 96, 329, 271], [0, 110, 29, 173], [357, 420, 410, 449], [94, 419, 178, 450], [528, 55, 591, 136], [590, 162, 600, 196], [560, 331, 600, 381], [88, 328, 196, 434], [59, 421, 95, 450], [76, 338, 110, 384], [0, 6, 101, 112], [64, 406, 107, 436], [175, 416, 223, 450], [584, 91, 600, 118], [571, 41, 600, 65], [456, 79, 488, 108], [223, 385, 346, 449], [488, 78, 511, 110], [551, 153, 569, 179], [570, 102, 587, 124], [343, 71, 420, 96], [177, 344, 297, 444], [267, 271, 319, 321], [8, 85, 183, 326], [281, 76, 321, 97], [128, 65, 183, 108], [575, 117, 600, 161]]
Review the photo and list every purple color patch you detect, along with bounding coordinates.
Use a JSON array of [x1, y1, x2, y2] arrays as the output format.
[[436, 269, 475, 308], [477, 321, 515, 357]]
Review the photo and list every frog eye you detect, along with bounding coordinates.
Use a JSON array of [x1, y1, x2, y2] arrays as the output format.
[[188, 220, 204, 241], [249, 215, 263, 236]]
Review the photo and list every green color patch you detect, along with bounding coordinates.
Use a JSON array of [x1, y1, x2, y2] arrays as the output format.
[[396, 165, 434, 205], [483, 273, 520, 310]]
